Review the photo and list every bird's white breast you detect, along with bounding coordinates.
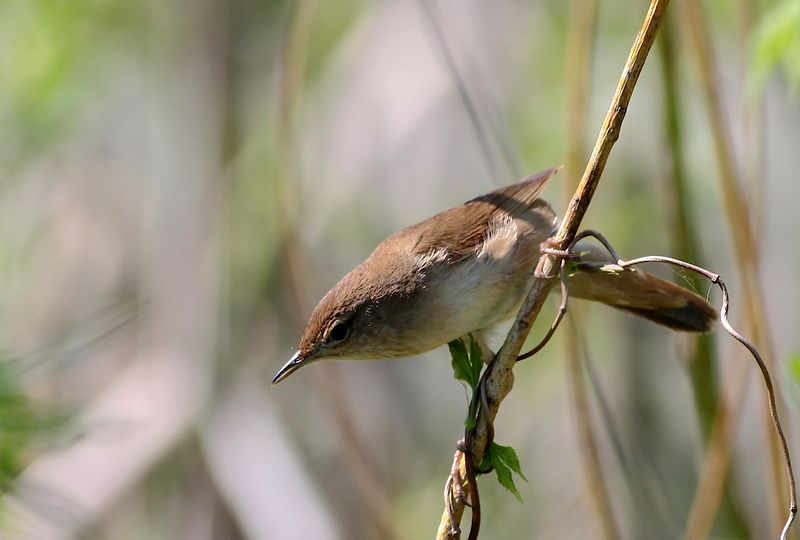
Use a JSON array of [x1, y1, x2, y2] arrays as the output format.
[[411, 217, 539, 350]]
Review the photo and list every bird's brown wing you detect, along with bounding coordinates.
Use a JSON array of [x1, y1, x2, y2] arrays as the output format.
[[400, 167, 559, 261]]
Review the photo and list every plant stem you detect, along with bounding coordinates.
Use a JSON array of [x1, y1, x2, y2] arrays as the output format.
[[436, 1, 671, 536]]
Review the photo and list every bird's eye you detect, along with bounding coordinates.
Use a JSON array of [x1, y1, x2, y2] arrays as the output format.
[[328, 321, 350, 342]]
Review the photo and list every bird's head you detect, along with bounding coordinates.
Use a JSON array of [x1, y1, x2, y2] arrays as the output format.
[[272, 259, 422, 384]]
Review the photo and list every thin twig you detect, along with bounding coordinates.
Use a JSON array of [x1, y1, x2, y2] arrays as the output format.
[[436, 2, 671, 537], [575, 230, 798, 539], [464, 432, 481, 540], [549, 0, 669, 249], [516, 268, 568, 361]]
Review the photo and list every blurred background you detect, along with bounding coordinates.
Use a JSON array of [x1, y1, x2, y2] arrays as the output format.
[[0, 0, 799, 538]]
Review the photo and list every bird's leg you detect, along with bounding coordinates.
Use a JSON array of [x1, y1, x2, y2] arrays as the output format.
[[535, 237, 571, 278]]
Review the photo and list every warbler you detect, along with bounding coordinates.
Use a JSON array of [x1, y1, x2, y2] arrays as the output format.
[[273, 168, 715, 384]]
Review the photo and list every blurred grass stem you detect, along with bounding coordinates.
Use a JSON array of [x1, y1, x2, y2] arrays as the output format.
[[275, 2, 399, 538], [657, 12, 716, 437], [563, 0, 620, 537], [739, 0, 767, 239], [658, 11, 751, 538], [679, 0, 787, 534]]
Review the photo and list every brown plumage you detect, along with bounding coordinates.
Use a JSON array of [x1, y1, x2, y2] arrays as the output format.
[[273, 168, 716, 384]]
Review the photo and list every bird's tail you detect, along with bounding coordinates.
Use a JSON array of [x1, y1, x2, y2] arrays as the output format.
[[564, 244, 717, 332]]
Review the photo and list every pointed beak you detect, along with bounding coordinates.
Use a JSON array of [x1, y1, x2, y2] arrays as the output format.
[[272, 351, 306, 385]]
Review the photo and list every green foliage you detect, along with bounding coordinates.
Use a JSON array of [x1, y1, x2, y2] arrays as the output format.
[[788, 353, 800, 387], [305, 0, 364, 80], [448, 337, 528, 502], [448, 335, 483, 429], [0, 358, 70, 488], [789, 353, 800, 380], [784, 353, 800, 412], [564, 251, 593, 276], [479, 442, 528, 503], [448, 335, 482, 391], [749, 0, 800, 98], [0, 0, 146, 162]]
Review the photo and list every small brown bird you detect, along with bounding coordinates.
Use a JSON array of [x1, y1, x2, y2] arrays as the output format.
[[273, 168, 716, 384]]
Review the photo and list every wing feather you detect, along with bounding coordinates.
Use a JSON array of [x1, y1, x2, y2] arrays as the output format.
[[400, 167, 559, 260]]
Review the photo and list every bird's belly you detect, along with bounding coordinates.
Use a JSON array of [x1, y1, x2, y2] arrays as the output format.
[[407, 257, 534, 354]]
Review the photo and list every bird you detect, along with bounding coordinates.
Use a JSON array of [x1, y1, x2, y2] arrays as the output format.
[[272, 167, 716, 384]]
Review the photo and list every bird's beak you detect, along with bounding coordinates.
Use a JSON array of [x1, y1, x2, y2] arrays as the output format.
[[272, 351, 306, 385]]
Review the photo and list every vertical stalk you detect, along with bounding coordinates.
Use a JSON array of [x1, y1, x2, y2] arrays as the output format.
[[436, 1, 671, 536], [658, 12, 715, 432], [679, 0, 786, 534], [658, 10, 752, 539], [563, 0, 619, 538], [275, 3, 399, 539], [566, 315, 620, 540], [739, 0, 766, 240]]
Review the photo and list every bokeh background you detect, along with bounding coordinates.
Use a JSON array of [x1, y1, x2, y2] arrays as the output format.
[[1, 0, 799, 538]]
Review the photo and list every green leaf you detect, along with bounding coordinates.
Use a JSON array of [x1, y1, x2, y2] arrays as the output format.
[[449, 336, 484, 428], [449, 335, 484, 391], [494, 458, 523, 503], [478, 442, 528, 503], [564, 259, 580, 276], [0, 361, 71, 483], [468, 335, 483, 387], [448, 338, 474, 389], [491, 443, 528, 482]]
